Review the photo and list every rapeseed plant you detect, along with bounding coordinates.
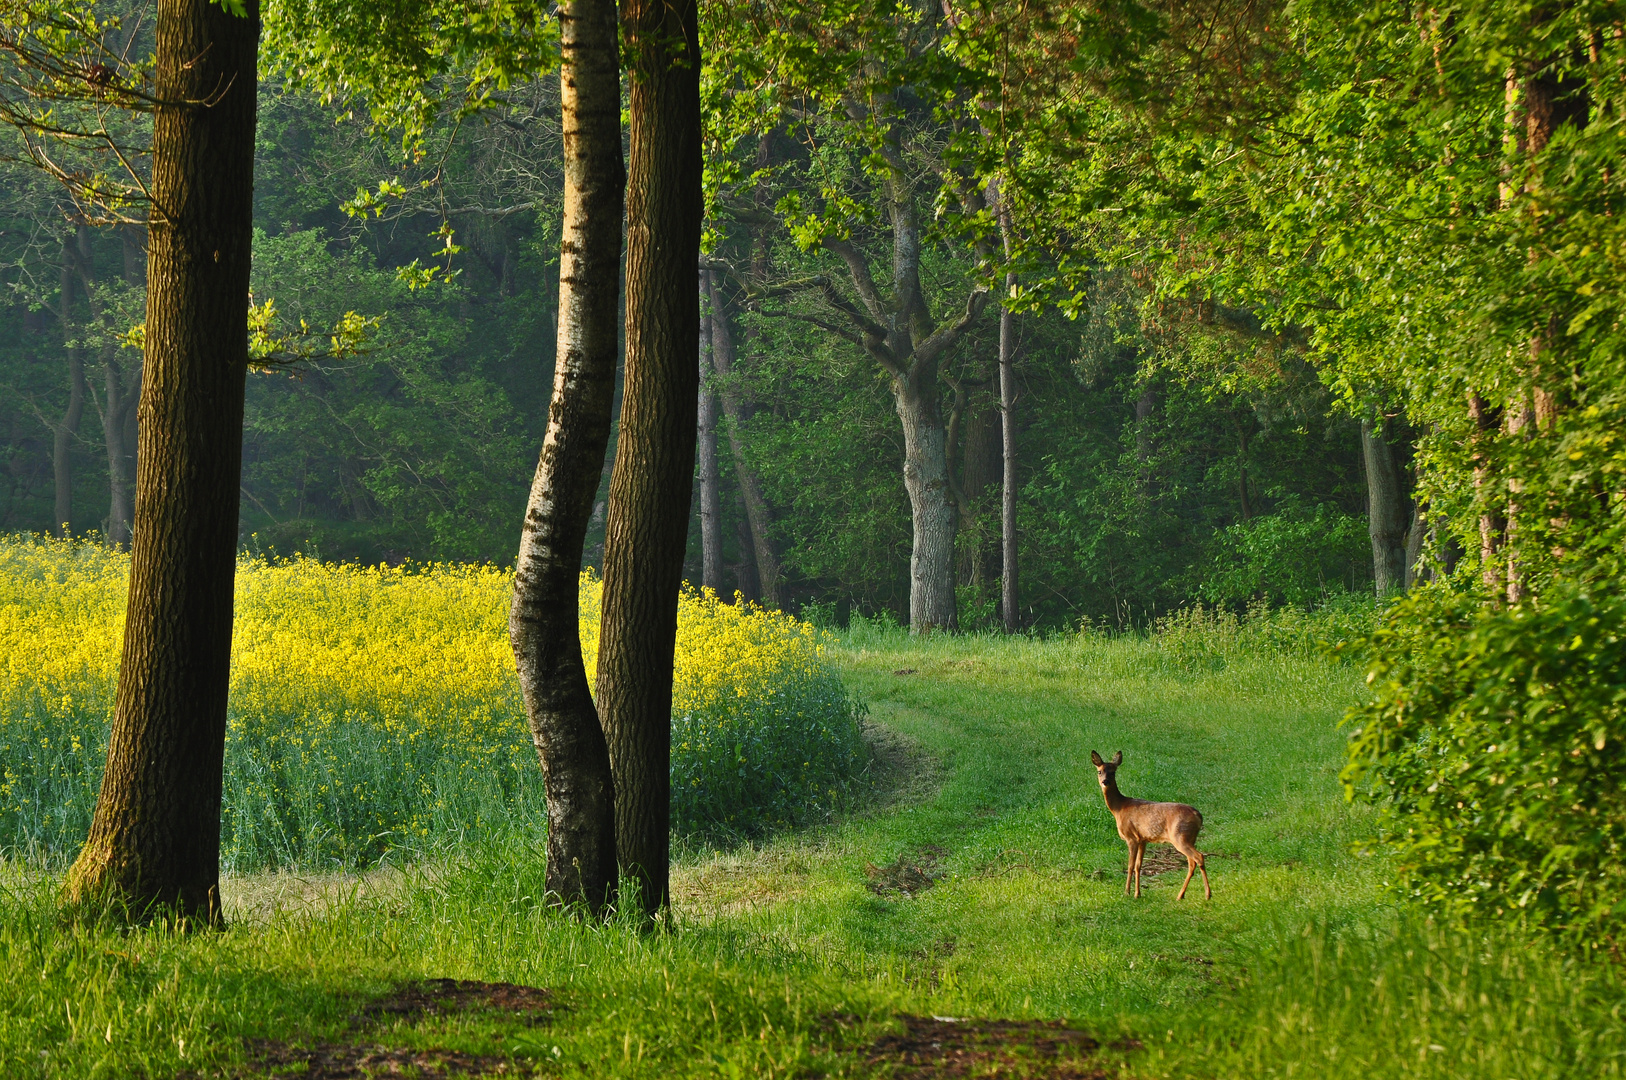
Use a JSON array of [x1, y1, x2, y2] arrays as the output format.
[[0, 537, 863, 870]]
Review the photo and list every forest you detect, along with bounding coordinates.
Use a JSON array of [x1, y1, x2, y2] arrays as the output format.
[[1, 0, 1624, 1077], [1, 2, 1385, 630]]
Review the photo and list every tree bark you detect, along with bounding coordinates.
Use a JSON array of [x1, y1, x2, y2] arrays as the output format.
[[508, 0, 622, 915], [1403, 499, 1427, 590], [697, 269, 722, 592], [1361, 418, 1409, 597], [999, 265, 1019, 633], [897, 370, 957, 631], [71, 226, 136, 546], [706, 275, 780, 606], [60, 0, 260, 925], [597, 0, 702, 920], [53, 238, 86, 536]]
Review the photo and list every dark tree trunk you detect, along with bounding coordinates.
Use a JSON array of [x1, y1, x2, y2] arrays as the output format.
[[1134, 382, 1157, 486], [1404, 499, 1427, 590], [1361, 419, 1409, 597], [71, 226, 136, 546], [707, 276, 780, 606], [697, 269, 722, 592], [60, 0, 259, 925], [53, 239, 86, 536], [733, 489, 760, 600], [959, 399, 999, 590], [1468, 393, 1506, 594], [508, 0, 623, 915], [597, 0, 702, 920]]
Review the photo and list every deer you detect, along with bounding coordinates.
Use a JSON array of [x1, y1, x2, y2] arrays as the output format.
[[1090, 750, 1211, 901]]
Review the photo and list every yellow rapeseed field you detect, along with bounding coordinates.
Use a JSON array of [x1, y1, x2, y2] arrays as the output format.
[[0, 536, 863, 869]]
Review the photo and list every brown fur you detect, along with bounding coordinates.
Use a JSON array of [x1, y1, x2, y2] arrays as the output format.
[[1090, 750, 1211, 900]]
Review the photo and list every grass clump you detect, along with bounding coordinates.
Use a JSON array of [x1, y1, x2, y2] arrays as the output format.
[[0, 536, 866, 869]]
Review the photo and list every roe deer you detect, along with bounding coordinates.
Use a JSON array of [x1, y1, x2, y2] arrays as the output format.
[[1090, 750, 1210, 900]]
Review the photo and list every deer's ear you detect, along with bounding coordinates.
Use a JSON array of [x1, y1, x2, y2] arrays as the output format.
[[1111, 750, 1123, 766], [1090, 751, 1104, 767]]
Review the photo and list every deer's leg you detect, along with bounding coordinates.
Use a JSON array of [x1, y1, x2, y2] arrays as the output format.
[[1171, 829, 1209, 901], [1123, 840, 1135, 896], [1177, 852, 1196, 901], [1132, 842, 1144, 898], [1198, 851, 1211, 900]]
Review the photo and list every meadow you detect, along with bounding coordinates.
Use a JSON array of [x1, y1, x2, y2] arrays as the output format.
[[1, 542, 1623, 1078]]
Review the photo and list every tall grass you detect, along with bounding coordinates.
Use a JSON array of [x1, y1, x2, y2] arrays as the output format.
[[0, 536, 864, 870]]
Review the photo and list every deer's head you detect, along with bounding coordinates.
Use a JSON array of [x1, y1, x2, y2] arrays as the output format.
[[1090, 750, 1123, 790]]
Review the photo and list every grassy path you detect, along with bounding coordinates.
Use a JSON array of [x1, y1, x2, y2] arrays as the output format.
[[3, 631, 1620, 1079]]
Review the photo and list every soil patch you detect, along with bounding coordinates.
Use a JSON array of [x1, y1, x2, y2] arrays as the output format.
[[856, 1014, 1129, 1079], [866, 846, 947, 898], [242, 1038, 520, 1079], [357, 978, 555, 1025], [233, 979, 554, 1078]]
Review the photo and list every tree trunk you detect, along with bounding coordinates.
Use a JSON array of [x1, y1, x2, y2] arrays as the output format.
[[733, 490, 760, 600], [706, 275, 780, 606], [1404, 499, 1427, 590], [71, 226, 136, 546], [1361, 418, 1409, 597], [597, 0, 702, 920], [54, 239, 86, 536], [999, 267, 1019, 633], [60, 0, 259, 925], [508, 0, 622, 915], [697, 269, 722, 592], [1468, 393, 1506, 595], [100, 346, 134, 545], [896, 372, 957, 632]]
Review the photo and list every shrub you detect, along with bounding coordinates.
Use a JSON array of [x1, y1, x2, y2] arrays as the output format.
[[1344, 581, 1626, 949], [1192, 503, 1371, 608]]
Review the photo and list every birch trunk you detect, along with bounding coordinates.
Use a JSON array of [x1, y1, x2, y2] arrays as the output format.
[[508, 0, 622, 914]]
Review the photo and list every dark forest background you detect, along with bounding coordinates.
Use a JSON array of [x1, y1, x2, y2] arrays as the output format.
[[0, 78, 1377, 629]]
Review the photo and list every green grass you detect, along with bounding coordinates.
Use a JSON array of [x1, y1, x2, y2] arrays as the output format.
[[2, 628, 1622, 1078]]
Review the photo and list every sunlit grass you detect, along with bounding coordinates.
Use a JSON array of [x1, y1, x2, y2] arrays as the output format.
[[1, 567, 1617, 1078]]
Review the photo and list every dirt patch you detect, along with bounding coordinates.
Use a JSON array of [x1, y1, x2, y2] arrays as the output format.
[[894, 668, 919, 675], [856, 1014, 1129, 1079], [242, 1038, 520, 1079], [357, 978, 555, 1026], [232, 979, 554, 1078], [1135, 847, 1194, 877], [866, 846, 947, 898]]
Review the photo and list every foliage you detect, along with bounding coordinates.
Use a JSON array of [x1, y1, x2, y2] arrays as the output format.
[[1191, 503, 1369, 608], [1345, 582, 1626, 948], [0, 536, 867, 868], [1145, 593, 1377, 673]]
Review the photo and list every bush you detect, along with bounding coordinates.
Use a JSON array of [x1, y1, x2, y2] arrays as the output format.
[[1344, 581, 1626, 949], [0, 537, 867, 868], [1192, 503, 1371, 607]]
